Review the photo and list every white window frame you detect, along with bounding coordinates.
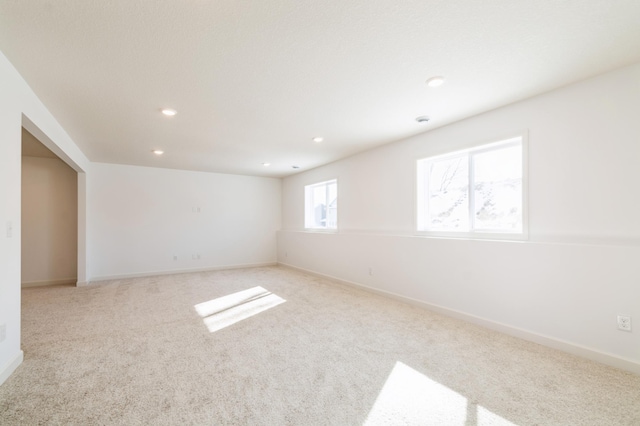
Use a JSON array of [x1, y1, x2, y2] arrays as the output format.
[[416, 134, 528, 240], [304, 178, 338, 231]]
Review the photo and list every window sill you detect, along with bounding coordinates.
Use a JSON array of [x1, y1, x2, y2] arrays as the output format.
[[414, 230, 528, 242], [303, 228, 338, 234]]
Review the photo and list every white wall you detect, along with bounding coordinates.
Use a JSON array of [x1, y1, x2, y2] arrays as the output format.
[[0, 47, 281, 386], [21, 156, 78, 286], [88, 163, 281, 280], [279, 63, 640, 373], [0, 51, 90, 385]]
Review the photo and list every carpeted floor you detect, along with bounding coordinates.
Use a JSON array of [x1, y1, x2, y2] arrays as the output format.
[[1, 266, 639, 425]]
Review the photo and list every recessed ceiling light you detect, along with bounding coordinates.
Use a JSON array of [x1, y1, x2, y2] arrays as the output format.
[[292, 165, 300, 169], [152, 149, 164, 155], [312, 136, 324, 143], [161, 108, 177, 116], [426, 76, 445, 87], [415, 116, 430, 124], [263, 162, 271, 167]]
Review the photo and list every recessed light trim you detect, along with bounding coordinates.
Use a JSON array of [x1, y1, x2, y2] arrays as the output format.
[[415, 116, 430, 124], [161, 108, 177, 116], [312, 136, 324, 143], [426, 76, 445, 87], [263, 162, 271, 167], [152, 149, 164, 155]]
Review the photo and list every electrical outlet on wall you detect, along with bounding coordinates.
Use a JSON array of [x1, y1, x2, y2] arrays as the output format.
[[617, 315, 632, 332]]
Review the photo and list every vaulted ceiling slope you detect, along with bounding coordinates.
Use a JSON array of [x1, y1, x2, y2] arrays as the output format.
[[1, 1, 639, 177]]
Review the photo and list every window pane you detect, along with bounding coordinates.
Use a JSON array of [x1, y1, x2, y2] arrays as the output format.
[[427, 156, 469, 231], [312, 184, 327, 227], [473, 145, 522, 231], [326, 182, 337, 229], [305, 179, 337, 229]]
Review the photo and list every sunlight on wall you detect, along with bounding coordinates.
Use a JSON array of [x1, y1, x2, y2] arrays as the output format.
[[194, 286, 285, 333], [364, 361, 517, 426]]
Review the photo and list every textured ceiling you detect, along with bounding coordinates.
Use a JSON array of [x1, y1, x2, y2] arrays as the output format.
[[1, 0, 640, 177]]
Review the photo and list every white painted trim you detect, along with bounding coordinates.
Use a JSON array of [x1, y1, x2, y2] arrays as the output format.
[[0, 350, 23, 387], [279, 262, 640, 375], [279, 228, 640, 248], [77, 172, 88, 285], [88, 262, 277, 283], [21, 278, 76, 288]]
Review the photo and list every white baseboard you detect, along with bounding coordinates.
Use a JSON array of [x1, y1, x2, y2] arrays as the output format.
[[88, 262, 278, 283], [0, 350, 24, 387], [279, 262, 640, 375], [21, 278, 77, 288]]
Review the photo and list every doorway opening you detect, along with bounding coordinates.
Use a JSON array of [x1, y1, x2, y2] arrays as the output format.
[[21, 127, 78, 287]]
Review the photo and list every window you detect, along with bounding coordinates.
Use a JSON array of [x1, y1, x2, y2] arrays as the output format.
[[305, 179, 337, 230], [417, 136, 525, 237]]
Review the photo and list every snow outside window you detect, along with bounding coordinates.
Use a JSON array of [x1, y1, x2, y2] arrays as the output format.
[[305, 179, 337, 230], [417, 137, 525, 238]]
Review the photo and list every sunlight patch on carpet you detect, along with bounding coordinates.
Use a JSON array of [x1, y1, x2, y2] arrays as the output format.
[[364, 361, 517, 426], [194, 286, 285, 333]]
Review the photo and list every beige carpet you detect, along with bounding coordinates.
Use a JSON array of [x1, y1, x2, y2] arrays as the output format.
[[1, 266, 639, 425]]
